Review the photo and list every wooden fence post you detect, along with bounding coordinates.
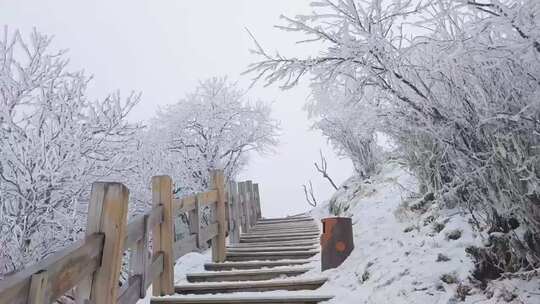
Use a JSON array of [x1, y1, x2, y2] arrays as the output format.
[[245, 181, 255, 228], [28, 270, 48, 304], [77, 182, 129, 304], [253, 183, 262, 220], [193, 193, 203, 248], [237, 182, 249, 233], [211, 170, 227, 262], [228, 181, 240, 244], [151, 176, 174, 296], [129, 213, 150, 298]]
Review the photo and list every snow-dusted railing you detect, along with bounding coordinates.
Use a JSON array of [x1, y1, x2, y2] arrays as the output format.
[[0, 170, 262, 304]]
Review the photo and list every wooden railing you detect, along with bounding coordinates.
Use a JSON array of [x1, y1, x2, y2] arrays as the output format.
[[0, 170, 262, 304]]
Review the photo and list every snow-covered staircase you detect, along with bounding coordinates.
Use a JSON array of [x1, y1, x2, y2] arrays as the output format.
[[150, 216, 333, 303]]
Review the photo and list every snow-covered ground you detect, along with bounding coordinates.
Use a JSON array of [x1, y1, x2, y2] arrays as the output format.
[[139, 160, 540, 304], [309, 161, 540, 304]]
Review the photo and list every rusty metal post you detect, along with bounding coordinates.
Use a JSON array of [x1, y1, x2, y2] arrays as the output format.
[[320, 217, 354, 271]]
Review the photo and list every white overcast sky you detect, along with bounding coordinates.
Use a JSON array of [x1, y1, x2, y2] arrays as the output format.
[[1, 0, 353, 217]]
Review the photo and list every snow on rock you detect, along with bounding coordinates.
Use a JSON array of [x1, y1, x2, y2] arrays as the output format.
[[310, 161, 540, 303]]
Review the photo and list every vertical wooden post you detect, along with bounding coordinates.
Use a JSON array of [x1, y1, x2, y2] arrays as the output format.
[[228, 181, 240, 244], [130, 213, 150, 298], [77, 182, 129, 304], [189, 195, 201, 249], [152, 176, 174, 296], [253, 183, 262, 220], [245, 181, 255, 228], [238, 182, 249, 233], [28, 270, 48, 304], [194, 193, 204, 248], [210, 170, 227, 262]]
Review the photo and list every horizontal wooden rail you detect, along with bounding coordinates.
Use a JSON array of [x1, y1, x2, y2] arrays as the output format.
[[0, 234, 104, 304], [0, 170, 264, 304]]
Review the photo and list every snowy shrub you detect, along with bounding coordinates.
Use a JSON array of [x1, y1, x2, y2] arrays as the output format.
[[307, 79, 382, 178], [247, 0, 540, 273], [0, 28, 141, 276]]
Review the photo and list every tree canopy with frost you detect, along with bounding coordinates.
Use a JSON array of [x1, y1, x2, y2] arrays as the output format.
[[0, 28, 141, 276], [247, 0, 540, 273], [130, 77, 279, 202]]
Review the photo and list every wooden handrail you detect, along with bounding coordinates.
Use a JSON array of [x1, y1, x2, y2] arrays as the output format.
[[0, 170, 263, 304]]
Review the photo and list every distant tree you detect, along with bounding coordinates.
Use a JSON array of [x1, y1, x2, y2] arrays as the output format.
[[134, 77, 279, 199], [0, 28, 141, 276]]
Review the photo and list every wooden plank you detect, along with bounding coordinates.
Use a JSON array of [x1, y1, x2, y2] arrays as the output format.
[[150, 295, 334, 304], [174, 195, 197, 214], [227, 181, 240, 244], [199, 222, 219, 244], [125, 213, 144, 249], [186, 267, 312, 282], [129, 212, 151, 298], [77, 182, 129, 304], [253, 183, 262, 220], [174, 234, 198, 260], [117, 275, 142, 304], [149, 253, 165, 288], [0, 234, 104, 304], [203, 260, 312, 271], [174, 278, 327, 294], [245, 181, 256, 227], [237, 182, 249, 233], [211, 170, 227, 263], [28, 270, 48, 304], [152, 176, 175, 296], [198, 190, 218, 207]]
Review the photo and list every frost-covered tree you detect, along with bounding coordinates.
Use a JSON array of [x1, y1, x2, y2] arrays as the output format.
[[247, 0, 540, 272], [130, 77, 279, 204], [0, 28, 141, 276], [307, 78, 382, 178]]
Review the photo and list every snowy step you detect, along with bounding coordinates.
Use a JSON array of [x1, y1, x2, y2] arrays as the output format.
[[230, 240, 319, 248], [226, 250, 318, 262], [256, 218, 314, 224], [258, 215, 312, 221], [227, 245, 317, 252], [240, 235, 318, 243], [174, 278, 328, 294], [150, 294, 333, 303], [247, 230, 319, 236], [186, 267, 312, 282], [253, 222, 317, 228], [250, 225, 319, 232], [241, 232, 320, 239], [204, 260, 312, 271]]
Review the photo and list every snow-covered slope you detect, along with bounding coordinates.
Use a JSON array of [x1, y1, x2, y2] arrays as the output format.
[[310, 161, 540, 304]]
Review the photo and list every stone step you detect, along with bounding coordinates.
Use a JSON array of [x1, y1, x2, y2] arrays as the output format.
[[250, 226, 319, 232], [255, 217, 315, 225], [204, 260, 312, 271], [186, 267, 312, 282], [174, 278, 327, 294], [226, 250, 318, 262], [240, 235, 318, 243], [227, 245, 317, 253], [241, 232, 320, 239], [151, 294, 333, 303], [231, 239, 319, 248]]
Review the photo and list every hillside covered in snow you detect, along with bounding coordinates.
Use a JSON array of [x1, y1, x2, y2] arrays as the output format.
[[310, 161, 540, 303]]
